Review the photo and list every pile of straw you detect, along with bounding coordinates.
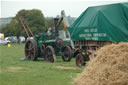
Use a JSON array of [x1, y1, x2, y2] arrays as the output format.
[[74, 43, 128, 85]]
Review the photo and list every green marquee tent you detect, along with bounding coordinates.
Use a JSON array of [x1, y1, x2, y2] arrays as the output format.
[[68, 3, 128, 42]]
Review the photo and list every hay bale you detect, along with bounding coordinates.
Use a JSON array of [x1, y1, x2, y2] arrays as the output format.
[[74, 43, 128, 85]]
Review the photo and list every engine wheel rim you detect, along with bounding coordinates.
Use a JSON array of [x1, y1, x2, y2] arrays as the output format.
[[77, 56, 82, 66], [25, 41, 36, 60], [45, 47, 55, 62]]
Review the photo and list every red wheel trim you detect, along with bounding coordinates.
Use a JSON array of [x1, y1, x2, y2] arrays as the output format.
[[25, 47, 35, 60], [77, 56, 82, 65], [40, 44, 45, 53], [57, 40, 63, 46]]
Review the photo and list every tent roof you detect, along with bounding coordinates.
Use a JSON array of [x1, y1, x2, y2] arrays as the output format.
[[68, 3, 128, 42]]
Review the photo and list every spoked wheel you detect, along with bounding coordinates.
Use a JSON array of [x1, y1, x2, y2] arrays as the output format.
[[76, 53, 85, 67], [62, 46, 72, 62], [25, 39, 38, 61], [45, 46, 56, 63]]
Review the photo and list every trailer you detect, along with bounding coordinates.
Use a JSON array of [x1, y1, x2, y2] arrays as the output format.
[[68, 3, 128, 66]]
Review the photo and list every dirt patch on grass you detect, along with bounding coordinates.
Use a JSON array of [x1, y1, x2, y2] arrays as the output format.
[[74, 43, 128, 85], [8, 67, 25, 72], [56, 66, 78, 70]]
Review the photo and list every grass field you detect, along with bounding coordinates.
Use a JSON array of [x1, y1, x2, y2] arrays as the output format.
[[0, 44, 83, 85]]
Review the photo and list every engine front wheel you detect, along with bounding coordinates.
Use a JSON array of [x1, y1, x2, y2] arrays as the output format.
[[45, 46, 56, 63], [62, 46, 72, 62]]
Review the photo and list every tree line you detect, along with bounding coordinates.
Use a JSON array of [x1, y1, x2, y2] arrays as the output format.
[[0, 9, 64, 39]]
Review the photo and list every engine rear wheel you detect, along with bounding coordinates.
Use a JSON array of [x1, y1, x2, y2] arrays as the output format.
[[45, 46, 56, 63], [76, 53, 85, 67], [25, 39, 38, 61], [62, 46, 72, 62]]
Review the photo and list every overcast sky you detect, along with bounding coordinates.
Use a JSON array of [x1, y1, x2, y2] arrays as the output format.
[[0, 0, 128, 18]]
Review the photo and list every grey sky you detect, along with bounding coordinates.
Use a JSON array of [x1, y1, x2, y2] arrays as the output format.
[[1, 0, 128, 18]]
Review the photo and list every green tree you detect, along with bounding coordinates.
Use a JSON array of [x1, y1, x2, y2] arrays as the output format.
[[1, 9, 46, 40], [15, 9, 46, 35], [0, 18, 17, 36]]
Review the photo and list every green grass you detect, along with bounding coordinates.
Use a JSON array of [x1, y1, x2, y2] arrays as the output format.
[[0, 44, 84, 85]]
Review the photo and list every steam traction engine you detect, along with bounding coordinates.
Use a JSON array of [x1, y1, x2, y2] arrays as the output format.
[[20, 16, 72, 63]]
